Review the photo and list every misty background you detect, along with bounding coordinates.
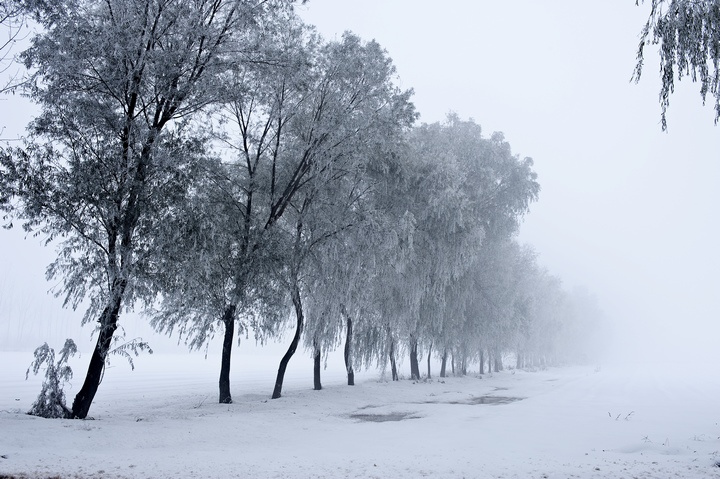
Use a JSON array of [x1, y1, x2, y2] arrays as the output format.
[[1, 0, 718, 368]]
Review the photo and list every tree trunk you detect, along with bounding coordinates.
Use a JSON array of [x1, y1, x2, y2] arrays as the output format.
[[389, 339, 399, 381], [426, 342, 432, 379], [516, 351, 523, 370], [494, 350, 502, 372], [71, 280, 126, 419], [451, 353, 455, 376], [479, 349, 485, 375], [218, 304, 237, 404], [272, 284, 304, 399], [344, 311, 354, 386], [460, 355, 467, 376], [409, 336, 420, 380], [440, 349, 447, 378], [313, 338, 322, 391]]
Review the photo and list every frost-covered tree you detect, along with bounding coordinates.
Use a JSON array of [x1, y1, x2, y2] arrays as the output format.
[[25, 339, 77, 419], [329, 188, 414, 383], [389, 116, 539, 380], [148, 28, 414, 402], [634, 0, 720, 129], [299, 80, 416, 389], [300, 154, 396, 389], [303, 217, 395, 386], [0, 0, 296, 419], [148, 12, 309, 405], [269, 32, 415, 399]]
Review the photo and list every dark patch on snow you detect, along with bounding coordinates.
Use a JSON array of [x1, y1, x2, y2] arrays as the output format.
[[0, 476, 63, 479], [356, 404, 381, 411], [452, 396, 524, 405], [421, 395, 524, 406], [349, 412, 421, 422]]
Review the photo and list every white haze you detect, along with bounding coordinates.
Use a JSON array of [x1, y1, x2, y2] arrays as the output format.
[[1, 1, 720, 372], [297, 0, 720, 370]]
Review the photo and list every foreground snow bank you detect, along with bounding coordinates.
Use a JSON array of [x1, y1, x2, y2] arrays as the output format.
[[1, 352, 719, 479]]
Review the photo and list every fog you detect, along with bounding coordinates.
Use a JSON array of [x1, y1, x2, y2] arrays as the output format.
[[297, 0, 720, 369], [1, 0, 719, 370]]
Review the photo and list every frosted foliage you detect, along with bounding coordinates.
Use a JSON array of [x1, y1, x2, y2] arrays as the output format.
[[25, 339, 77, 419], [635, 0, 720, 129]]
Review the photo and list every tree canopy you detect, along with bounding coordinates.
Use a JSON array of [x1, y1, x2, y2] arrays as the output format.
[[1, 0, 606, 418]]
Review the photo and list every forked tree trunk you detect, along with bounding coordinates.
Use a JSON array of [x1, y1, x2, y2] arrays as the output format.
[[479, 349, 485, 375], [409, 336, 420, 380], [344, 312, 354, 386], [272, 283, 304, 399], [426, 342, 432, 379], [218, 304, 237, 404], [389, 339, 399, 381], [313, 339, 322, 391], [440, 349, 447, 378], [71, 280, 126, 419]]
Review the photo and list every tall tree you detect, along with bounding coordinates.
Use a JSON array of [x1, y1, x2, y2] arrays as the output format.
[[149, 29, 414, 402], [634, 0, 720, 129], [390, 116, 539, 380], [149, 12, 309, 404], [270, 32, 415, 399], [0, 0, 294, 419]]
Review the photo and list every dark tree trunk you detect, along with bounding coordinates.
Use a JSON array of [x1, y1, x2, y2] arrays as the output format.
[[344, 312, 354, 386], [461, 356, 467, 376], [409, 336, 420, 380], [451, 353, 455, 376], [389, 339, 399, 381], [313, 339, 322, 391], [272, 284, 304, 399], [426, 342, 432, 379], [494, 351, 502, 372], [71, 280, 126, 419], [479, 349, 485, 375], [218, 304, 237, 404], [440, 349, 447, 378]]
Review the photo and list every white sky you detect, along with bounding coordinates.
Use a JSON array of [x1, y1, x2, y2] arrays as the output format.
[[1, 1, 719, 366]]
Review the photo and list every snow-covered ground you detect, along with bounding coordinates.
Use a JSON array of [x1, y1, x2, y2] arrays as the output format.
[[1, 351, 719, 479]]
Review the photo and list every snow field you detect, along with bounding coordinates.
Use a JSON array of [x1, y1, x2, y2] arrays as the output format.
[[1, 352, 719, 479]]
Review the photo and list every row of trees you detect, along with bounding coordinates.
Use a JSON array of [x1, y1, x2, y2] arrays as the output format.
[[1, 0, 600, 419]]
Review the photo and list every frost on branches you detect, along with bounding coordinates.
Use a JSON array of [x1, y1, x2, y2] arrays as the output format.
[[26, 339, 77, 419], [634, 0, 720, 129]]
